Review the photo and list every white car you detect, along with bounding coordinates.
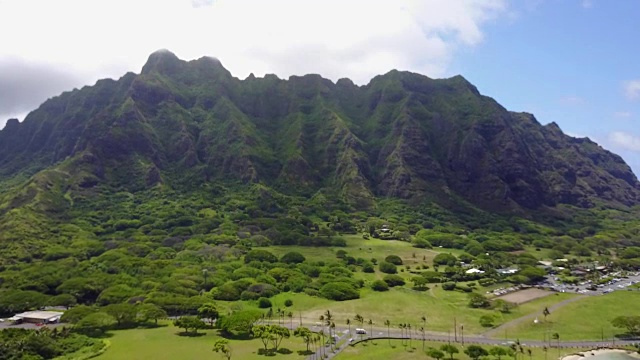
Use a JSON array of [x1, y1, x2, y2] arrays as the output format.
[[355, 328, 367, 334]]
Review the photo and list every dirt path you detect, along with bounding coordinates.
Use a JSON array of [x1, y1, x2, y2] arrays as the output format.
[[482, 295, 586, 338]]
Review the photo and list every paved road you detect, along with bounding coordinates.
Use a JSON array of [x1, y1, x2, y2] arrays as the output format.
[[303, 325, 640, 360]]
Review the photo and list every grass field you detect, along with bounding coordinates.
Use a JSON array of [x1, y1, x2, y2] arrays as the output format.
[[495, 291, 640, 341], [269, 235, 444, 266], [96, 322, 309, 360], [338, 339, 588, 360], [257, 286, 576, 336]]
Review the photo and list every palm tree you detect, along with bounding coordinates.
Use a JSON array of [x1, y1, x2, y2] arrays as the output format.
[[420, 326, 426, 350], [330, 322, 336, 351], [368, 319, 374, 343], [551, 333, 560, 358], [543, 346, 548, 360], [288, 312, 293, 329], [527, 348, 532, 360], [346, 319, 351, 337], [384, 320, 391, 346], [399, 323, 406, 347], [407, 323, 412, 349], [354, 314, 364, 340]]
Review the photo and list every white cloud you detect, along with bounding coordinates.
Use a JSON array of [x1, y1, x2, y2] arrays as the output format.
[[614, 111, 632, 118], [608, 131, 640, 152], [0, 0, 509, 122], [624, 80, 640, 100]]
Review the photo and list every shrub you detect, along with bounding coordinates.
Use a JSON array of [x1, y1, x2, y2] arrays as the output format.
[[412, 238, 433, 249], [479, 315, 494, 327], [361, 262, 375, 273], [281, 252, 306, 264], [304, 288, 320, 297], [258, 297, 272, 308], [371, 280, 389, 291], [284, 299, 293, 307], [384, 255, 403, 265], [383, 274, 406, 287], [468, 293, 491, 308], [379, 261, 397, 274], [319, 282, 359, 301], [244, 250, 278, 264], [442, 282, 456, 291]]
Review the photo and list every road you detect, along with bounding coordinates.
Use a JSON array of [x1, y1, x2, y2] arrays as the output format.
[[304, 324, 640, 360]]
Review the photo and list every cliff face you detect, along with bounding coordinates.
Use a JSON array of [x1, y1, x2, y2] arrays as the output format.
[[1, 50, 638, 212]]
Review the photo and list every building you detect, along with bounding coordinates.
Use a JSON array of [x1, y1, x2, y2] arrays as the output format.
[[7, 311, 64, 324], [465, 268, 485, 274]]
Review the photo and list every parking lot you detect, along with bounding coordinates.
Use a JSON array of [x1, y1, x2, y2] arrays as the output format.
[[539, 271, 640, 296]]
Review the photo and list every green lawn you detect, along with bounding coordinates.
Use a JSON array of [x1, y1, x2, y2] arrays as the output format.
[[496, 291, 640, 341], [255, 287, 575, 336], [338, 339, 587, 360], [96, 322, 308, 360]]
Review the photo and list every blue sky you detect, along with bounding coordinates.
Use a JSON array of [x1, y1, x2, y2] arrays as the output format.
[[450, 0, 640, 175], [0, 0, 638, 175]]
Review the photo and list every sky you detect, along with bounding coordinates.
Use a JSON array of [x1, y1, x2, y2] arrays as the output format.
[[0, 0, 639, 175]]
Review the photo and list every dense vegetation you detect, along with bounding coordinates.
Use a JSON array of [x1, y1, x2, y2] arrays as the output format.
[[1, 50, 640, 357]]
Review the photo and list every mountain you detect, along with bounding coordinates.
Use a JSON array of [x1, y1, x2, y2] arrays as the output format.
[[0, 49, 638, 222]]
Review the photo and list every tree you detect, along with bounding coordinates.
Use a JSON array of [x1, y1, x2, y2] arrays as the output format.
[[383, 274, 405, 287], [280, 251, 306, 264], [346, 319, 352, 336], [385, 255, 403, 265], [468, 293, 491, 308], [251, 325, 272, 350], [368, 319, 374, 341], [490, 346, 508, 360], [218, 310, 262, 335], [198, 303, 219, 326], [174, 316, 206, 334], [551, 332, 560, 357], [138, 303, 167, 324], [213, 339, 232, 360], [75, 312, 116, 336], [48, 294, 77, 309], [479, 315, 495, 328], [379, 261, 398, 274], [440, 344, 459, 360], [465, 345, 489, 360], [611, 316, 640, 335], [384, 319, 391, 345], [426, 347, 445, 360], [294, 327, 313, 352], [542, 307, 550, 320], [60, 305, 97, 324], [103, 303, 137, 327], [371, 280, 389, 291]]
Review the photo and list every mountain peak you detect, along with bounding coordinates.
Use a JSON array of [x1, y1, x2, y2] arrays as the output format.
[[141, 49, 183, 75]]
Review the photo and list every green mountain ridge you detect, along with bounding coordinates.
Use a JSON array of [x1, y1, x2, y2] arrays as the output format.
[[0, 49, 638, 220]]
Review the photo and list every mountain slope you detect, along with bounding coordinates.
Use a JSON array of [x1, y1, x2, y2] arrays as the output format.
[[0, 50, 638, 216]]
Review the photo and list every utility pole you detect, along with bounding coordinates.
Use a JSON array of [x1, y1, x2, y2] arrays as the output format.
[[454, 317, 457, 342]]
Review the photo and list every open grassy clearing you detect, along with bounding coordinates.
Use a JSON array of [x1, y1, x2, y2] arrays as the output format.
[[269, 235, 441, 265], [96, 322, 308, 360], [245, 286, 575, 335], [496, 291, 640, 341], [338, 339, 589, 360]]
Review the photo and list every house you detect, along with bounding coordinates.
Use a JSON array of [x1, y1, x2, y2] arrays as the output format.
[[8, 311, 64, 324], [465, 268, 485, 274], [497, 267, 519, 275], [380, 225, 390, 233]]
